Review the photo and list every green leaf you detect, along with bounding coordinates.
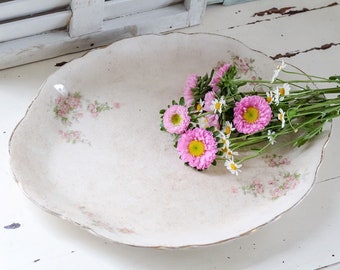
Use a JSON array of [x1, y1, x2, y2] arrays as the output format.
[[213, 131, 220, 137], [206, 126, 215, 132], [329, 75, 340, 81], [217, 143, 225, 148], [188, 106, 196, 112], [179, 97, 185, 106], [159, 109, 166, 114], [287, 108, 298, 119]]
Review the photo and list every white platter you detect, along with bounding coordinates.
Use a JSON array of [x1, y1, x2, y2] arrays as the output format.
[[9, 33, 330, 248]]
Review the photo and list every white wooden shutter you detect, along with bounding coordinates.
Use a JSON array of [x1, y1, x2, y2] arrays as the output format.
[[0, 0, 71, 42], [0, 0, 207, 70]]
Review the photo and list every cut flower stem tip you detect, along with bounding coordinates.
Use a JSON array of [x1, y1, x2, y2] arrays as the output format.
[[160, 60, 340, 175]]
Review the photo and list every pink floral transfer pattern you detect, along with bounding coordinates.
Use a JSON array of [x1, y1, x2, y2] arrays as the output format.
[[58, 130, 89, 144], [53, 90, 116, 144], [215, 54, 261, 84], [53, 92, 83, 125], [231, 54, 261, 82], [241, 154, 300, 200], [263, 154, 291, 167], [87, 101, 112, 118]]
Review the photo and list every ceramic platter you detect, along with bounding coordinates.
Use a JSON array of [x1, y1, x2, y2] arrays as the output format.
[[10, 33, 330, 248]]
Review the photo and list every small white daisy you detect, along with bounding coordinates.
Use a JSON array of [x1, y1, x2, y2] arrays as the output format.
[[278, 108, 285, 128], [273, 87, 281, 105], [211, 97, 226, 114], [225, 159, 242, 175], [278, 83, 291, 101], [223, 121, 235, 138], [266, 91, 274, 105], [219, 132, 228, 145], [271, 59, 287, 83], [267, 130, 276, 145], [196, 99, 204, 113]]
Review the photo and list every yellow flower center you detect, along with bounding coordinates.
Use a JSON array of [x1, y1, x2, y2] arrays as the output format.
[[279, 113, 284, 121], [230, 162, 238, 171], [279, 87, 285, 96], [225, 126, 231, 134], [188, 140, 205, 157], [171, 114, 181, 125], [266, 96, 272, 103], [215, 102, 221, 111], [243, 107, 259, 124], [196, 103, 202, 111]]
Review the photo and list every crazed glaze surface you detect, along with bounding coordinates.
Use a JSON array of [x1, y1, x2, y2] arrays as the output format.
[[9, 33, 331, 248]]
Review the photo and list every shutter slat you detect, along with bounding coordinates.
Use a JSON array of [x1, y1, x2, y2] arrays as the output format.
[[103, 4, 188, 31], [0, 0, 207, 69], [104, 0, 182, 20], [0, 11, 72, 43], [0, 0, 71, 22]]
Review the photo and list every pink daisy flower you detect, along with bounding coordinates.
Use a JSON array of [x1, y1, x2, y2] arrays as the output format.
[[210, 63, 231, 92], [233, 95, 272, 134], [183, 74, 198, 106], [203, 91, 216, 112], [177, 128, 218, 170], [163, 105, 190, 134]]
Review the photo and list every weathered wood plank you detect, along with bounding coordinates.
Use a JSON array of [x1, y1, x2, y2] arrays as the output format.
[[0, 11, 72, 43], [0, 4, 190, 70], [179, 0, 340, 59], [0, 1, 207, 69], [69, 0, 104, 37], [0, 0, 70, 21], [184, 0, 207, 25], [104, 0, 182, 20]]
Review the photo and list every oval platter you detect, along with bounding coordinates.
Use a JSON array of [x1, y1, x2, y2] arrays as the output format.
[[9, 33, 331, 248]]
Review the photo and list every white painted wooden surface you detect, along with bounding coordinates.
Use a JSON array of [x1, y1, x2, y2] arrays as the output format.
[[0, 11, 72, 43], [0, 0, 207, 70], [0, 0, 70, 21], [69, 0, 103, 37], [104, 0, 182, 20]]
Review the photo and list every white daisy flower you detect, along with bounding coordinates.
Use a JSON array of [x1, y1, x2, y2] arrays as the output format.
[[219, 132, 228, 145], [266, 91, 274, 104], [223, 146, 239, 159], [196, 99, 204, 113], [223, 121, 235, 138], [273, 87, 281, 105], [267, 130, 276, 145], [211, 97, 226, 114], [278, 108, 285, 128], [278, 83, 291, 101], [225, 159, 242, 175], [219, 138, 238, 158], [271, 59, 287, 83]]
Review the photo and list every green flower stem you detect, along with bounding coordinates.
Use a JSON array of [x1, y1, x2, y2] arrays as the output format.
[[294, 97, 340, 113], [281, 69, 330, 81], [237, 143, 272, 164]]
